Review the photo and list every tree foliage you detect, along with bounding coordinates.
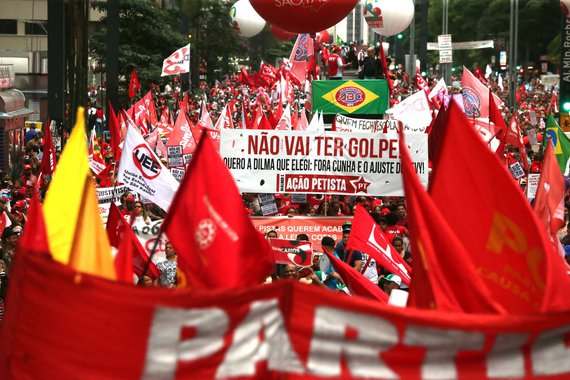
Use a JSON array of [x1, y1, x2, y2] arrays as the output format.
[[89, 0, 188, 99], [426, 0, 561, 71], [178, 0, 294, 85]]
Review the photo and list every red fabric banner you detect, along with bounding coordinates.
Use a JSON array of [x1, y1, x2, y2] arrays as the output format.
[[251, 216, 352, 247], [2, 252, 570, 379], [430, 101, 570, 313]]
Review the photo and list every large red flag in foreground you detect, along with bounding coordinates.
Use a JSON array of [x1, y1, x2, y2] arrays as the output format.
[[346, 204, 411, 285], [2, 252, 570, 379], [161, 134, 274, 289], [430, 101, 570, 313], [399, 131, 505, 314]]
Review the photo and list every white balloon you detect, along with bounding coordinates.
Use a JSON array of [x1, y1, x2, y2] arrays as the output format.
[[229, 0, 266, 38], [363, 0, 414, 37]]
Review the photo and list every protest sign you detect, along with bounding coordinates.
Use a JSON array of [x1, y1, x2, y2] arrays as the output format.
[[268, 238, 313, 267], [96, 184, 127, 223], [3, 252, 570, 380], [251, 216, 351, 246], [333, 114, 418, 133], [220, 130, 428, 196], [170, 168, 185, 182], [509, 162, 526, 180], [527, 173, 541, 201], [167, 145, 184, 168]]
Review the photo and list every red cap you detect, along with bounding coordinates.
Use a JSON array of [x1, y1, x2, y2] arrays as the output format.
[[126, 194, 135, 202], [14, 200, 26, 208], [23, 164, 32, 170]]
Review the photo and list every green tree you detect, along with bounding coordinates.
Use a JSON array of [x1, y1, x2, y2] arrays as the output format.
[[90, 0, 188, 103], [179, 0, 294, 86], [426, 0, 560, 72]]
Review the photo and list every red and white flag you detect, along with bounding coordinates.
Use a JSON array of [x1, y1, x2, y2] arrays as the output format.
[[198, 101, 214, 129], [428, 78, 447, 109], [276, 104, 292, 130], [39, 120, 57, 178], [128, 68, 141, 99], [415, 67, 428, 91], [161, 134, 274, 290], [116, 124, 179, 211], [161, 44, 190, 77], [169, 111, 197, 155], [288, 34, 313, 85], [269, 238, 313, 267], [461, 66, 502, 118], [346, 204, 411, 285]]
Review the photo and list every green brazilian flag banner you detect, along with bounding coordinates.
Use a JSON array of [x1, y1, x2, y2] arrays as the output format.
[[312, 79, 389, 115]]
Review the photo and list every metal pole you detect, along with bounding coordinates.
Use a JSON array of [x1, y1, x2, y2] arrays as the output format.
[[409, 5, 416, 79], [508, 0, 518, 112], [441, 0, 450, 83]]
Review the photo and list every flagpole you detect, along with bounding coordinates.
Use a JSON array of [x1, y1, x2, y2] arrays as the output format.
[[139, 230, 163, 283]]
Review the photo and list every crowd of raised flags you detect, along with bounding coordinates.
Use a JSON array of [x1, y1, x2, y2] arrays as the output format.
[[1, 38, 570, 377]]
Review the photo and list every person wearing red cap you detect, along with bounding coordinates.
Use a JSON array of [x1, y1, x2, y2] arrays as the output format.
[[327, 45, 351, 80], [20, 164, 37, 190]]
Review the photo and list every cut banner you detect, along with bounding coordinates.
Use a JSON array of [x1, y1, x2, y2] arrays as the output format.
[[220, 130, 428, 196], [117, 125, 180, 211], [312, 79, 389, 115], [251, 216, 351, 246], [2, 253, 570, 380], [332, 114, 424, 133]]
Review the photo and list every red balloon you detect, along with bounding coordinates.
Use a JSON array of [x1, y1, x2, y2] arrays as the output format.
[[250, 0, 358, 34], [315, 30, 330, 44], [270, 24, 296, 40]]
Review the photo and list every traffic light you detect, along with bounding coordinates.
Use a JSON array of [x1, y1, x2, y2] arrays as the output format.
[[563, 101, 570, 113], [397, 33, 403, 40]]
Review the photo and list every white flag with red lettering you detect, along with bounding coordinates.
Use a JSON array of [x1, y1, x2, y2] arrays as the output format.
[[117, 125, 179, 211], [161, 44, 190, 77]]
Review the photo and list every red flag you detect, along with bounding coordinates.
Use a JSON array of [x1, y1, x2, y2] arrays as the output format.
[[461, 66, 502, 118], [19, 192, 50, 257], [425, 105, 447, 171], [161, 134, 274, 289], [377, 39, 393, 96], [96, 162, 116, 188], [430, 101, 570, 313], [39, 118, 57, 178], [322, 249, 388, 303], [128, 68, 141, 99], [415, 67, 428, 91], [288, 34, 314, 85], [106, 203, 159, 280], [108, 102, 122, 160], [346, 205, 411, 285], [534, 139, 566, 254], [114, 220, 134, 284], [259, 62, 279, 87], [399, 130, 505, 314], [489, 88, 507, 140], [473, 66, 487, 85], [168, 111, 197, 155]]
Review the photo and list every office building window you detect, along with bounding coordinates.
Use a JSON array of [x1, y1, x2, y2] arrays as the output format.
[[25, 21, 48, 35], [0, 20, 17, 35]]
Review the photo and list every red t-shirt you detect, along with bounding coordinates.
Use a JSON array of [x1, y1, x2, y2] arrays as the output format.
[[386, 225, 407, 238], [327, 54, 343, 78]]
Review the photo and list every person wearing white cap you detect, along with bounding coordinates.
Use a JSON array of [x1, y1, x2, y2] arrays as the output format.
[[382, 274, 402, 296]]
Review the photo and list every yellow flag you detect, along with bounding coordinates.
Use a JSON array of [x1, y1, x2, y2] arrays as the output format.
[[44, 107, 90, 263], [68, 175, 116, 281]]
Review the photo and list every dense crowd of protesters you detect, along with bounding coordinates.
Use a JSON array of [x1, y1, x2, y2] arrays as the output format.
[[1, 41, 569, 321]]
